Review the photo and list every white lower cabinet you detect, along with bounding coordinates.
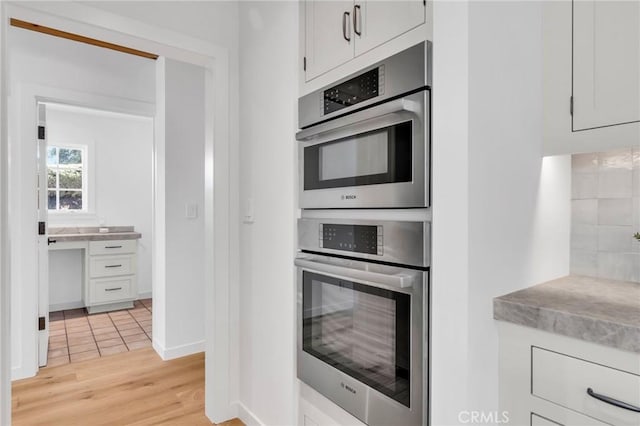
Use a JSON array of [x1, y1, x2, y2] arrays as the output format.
[[531, 411, 607, 426], [498, 322, 640, 426], [531, 413, 561, 426], [86, 239, 137, 313], [533, 348, 640, 426], [89, 276, 134, 305]]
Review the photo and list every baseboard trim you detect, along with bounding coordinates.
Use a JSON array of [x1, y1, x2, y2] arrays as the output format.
[[50, 293, 151, 313], [153, 340, 204, 361], [236, 401, 265, 426], [11, 365, 36, 381], [49, 301, 84, 312]]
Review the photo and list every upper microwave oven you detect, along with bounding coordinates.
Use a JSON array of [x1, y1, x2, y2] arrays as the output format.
[[296, 42, 431, 209]]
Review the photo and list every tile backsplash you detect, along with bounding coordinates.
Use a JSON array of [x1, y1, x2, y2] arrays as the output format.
[[570, 148, 640, 282]]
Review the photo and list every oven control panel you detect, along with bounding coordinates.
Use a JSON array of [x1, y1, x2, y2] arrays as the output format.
[[319, 224, 383, 256], [322, 66, 385, 116]]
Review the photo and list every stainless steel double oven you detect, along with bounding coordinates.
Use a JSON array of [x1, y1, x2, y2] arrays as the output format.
[[295, 42, 431, 426]]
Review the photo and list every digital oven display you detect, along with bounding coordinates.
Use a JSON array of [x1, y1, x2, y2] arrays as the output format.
[[321, 224, 380, 255], [323, 68, 380, 115]]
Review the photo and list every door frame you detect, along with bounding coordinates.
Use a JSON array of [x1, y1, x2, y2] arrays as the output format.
[[0, 2, 236, 424]]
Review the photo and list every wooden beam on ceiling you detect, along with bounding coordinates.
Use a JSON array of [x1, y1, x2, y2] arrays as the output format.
[[10, 18, 159, 60]]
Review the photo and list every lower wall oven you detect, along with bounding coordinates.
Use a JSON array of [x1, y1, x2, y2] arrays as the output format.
[[296, 218, 429, 426]]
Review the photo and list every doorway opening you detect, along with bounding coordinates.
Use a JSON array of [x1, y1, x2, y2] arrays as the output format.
[[42, 102, 154, 366]]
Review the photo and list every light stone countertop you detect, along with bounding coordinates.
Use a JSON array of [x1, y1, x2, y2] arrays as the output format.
[[493, 275, 640, 353], [48, 226, 142, 242]]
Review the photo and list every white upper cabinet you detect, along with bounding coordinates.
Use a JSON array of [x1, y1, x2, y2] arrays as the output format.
[[353, 1, 425, 56], [543, 1, 640, 155], [303, 0, 426, 82], [572, 1, 640, 131], [304, 0, 355, 81]]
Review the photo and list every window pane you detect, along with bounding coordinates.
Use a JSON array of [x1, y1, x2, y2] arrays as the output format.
[[47, 147, 57, 165], [59, 148, 82, 165], [59, 191, 82, 210], [48, 191, 57, 209], [59, 168, 82, 189], [47, 169, 57, 189]]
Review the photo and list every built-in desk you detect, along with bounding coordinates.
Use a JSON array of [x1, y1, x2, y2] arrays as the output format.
[[49, 227, 141, 314]]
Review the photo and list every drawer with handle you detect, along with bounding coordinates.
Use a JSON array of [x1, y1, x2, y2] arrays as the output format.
[[89, 277, 133, 304], [89, 239, 137, 255], [532, 347, 640, 426], [89, 255, 134, 278]]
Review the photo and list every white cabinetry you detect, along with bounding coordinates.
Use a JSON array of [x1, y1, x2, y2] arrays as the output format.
[[543, 1, 640, 155], [353, 1, 425, 57], [572, 1, 640, 131], [87, 240, 137, 314], [498, 322, 640, 426], [304, 0, 354, 80], [303, 0, 426, 81]]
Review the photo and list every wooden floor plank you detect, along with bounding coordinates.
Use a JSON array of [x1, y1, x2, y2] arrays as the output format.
[[12, 347, 244, 426]]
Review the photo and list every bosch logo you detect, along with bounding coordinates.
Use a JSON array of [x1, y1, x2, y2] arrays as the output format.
[[340, 382, 356, 395], [341, 195, 357, 200]]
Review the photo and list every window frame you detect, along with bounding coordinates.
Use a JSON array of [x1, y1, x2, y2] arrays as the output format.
[[46, 142, 93, 215]]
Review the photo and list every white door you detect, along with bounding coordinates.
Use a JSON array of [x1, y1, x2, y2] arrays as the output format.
[[36, 103, 49, 367], [353, 0, 425, 56], [573, 1, 640, 131], [304, 0, 355, 81]]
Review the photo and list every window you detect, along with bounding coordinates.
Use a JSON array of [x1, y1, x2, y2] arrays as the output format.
[[47, 145, 87, 211]]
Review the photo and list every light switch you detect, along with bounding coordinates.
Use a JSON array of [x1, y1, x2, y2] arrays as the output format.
[[185, 203, 198, 219], [243, 197, 254, 224]]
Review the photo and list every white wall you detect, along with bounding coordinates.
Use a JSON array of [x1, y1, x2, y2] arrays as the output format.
[[8, 25, 155, 379], [155, 58, 206, 357], [237, 2, 298, 425], [46, 105, 154, 310], [430, 2, 471, 424], [465, 1, 571, 420]]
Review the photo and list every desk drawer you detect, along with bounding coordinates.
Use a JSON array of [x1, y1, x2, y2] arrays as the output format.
[[89, 255, 134, 278], [89, 240, 136, 255], [89, 277, 133, 304], [532, 347, 640, 426]]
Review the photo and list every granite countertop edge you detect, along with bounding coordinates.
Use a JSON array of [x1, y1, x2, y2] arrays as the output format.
[[51, 232, 142, 242], [493, 275, 640, 354], [493, 298, 640, 353]]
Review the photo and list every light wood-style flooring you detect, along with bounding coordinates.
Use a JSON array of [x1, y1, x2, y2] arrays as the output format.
[[12, 347, 244, 426]]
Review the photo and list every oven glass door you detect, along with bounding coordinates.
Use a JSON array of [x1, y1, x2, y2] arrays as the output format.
[[303, 121, 412, 191], [302, 270, 411, 407]]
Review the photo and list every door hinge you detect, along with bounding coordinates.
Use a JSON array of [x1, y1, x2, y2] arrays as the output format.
[[570, 96, 574, 116], [303, 56, 307, 71], [38, 221, 46, 235], [38, 125, 45, 140], [38, 316, 45, 331]]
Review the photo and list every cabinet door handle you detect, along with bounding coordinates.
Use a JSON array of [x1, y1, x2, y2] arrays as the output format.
[[105, 287, 122, 292], [353, 5, 361, 36], [587, 388, 640, 413], [342, 11, 351, 42], [105, 264, 122, 268], [105, 245, 122, 249]]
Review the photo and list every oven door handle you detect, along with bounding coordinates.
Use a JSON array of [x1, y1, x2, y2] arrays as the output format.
[[295, 97, 421, 142], [294, 257, 417, 289]]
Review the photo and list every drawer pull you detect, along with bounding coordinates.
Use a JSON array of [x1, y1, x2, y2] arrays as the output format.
[[105, 287, 122, 292], [105, 264, 122, 268], [105, 245, 123, 249], [587, 388, 640, 413]]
